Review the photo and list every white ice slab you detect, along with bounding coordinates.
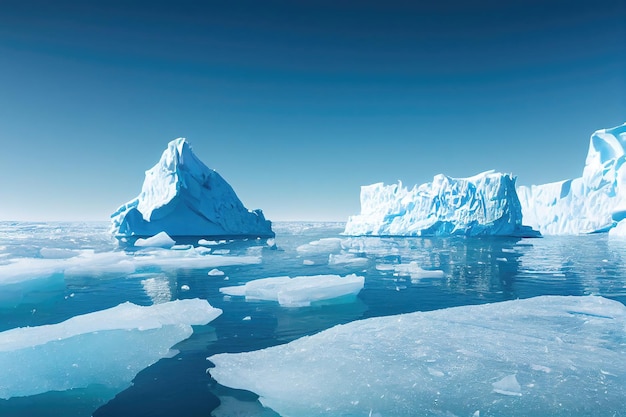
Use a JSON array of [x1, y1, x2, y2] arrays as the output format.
[[0, 299, 222, 399], [209, 296, 626, 417], [220, 274, 364, 307]]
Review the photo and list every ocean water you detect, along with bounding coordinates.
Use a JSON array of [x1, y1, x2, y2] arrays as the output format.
[[0, 221, 625, 416]]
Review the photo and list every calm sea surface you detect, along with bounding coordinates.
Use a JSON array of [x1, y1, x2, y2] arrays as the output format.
[[0, 221, 625, 416]]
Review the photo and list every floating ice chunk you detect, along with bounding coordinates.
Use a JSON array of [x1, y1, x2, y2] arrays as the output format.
[[198, 239, 219, 246], [208, 268, 225, 276], [0, 249, 260, 288], [180, 284, 190, 291], [296, 238, 343, 254], [492, 374, 522, 396], [345, 170, 539, 237], [209, 296, 626, 417], [220, 274, 365, 307], [0, 299, 221, 399], [134, 231, 175, 249], [303, 259, 315, 266], [213, 249, 231, 255]]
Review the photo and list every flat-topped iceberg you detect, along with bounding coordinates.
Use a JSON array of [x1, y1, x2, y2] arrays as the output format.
[[344, 170, 538, 237], [208, 295, 626, 417], [518, 123, 626, 235], [0, 299, 221, 399], [111, 138, 274, 240]]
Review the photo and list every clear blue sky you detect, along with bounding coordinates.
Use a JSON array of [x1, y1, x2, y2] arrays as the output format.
[[0, 0, 624, 222]]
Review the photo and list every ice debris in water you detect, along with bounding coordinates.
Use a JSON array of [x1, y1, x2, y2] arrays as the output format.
[[0, 248, 260, 287], [0, 299, 222, 399], [208, 268, 225, 276], [208, 295, 626, 417], [220, 274, 364, 307]]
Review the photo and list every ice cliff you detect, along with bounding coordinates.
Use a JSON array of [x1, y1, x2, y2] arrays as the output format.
[[518, 123, 626, 235], [344, 170, 538, 237], [111, 138, 274, 239]]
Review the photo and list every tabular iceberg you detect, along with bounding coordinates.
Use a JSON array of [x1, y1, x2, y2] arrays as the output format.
[[518, 123, 626, 235], [208, 295, 626, 417], [111, 138, 274, 240], [344, 170, 539, 237]]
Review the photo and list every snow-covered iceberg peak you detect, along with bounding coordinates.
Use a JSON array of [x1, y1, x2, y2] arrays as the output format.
[[111, 138, 274, 239], [518, 123, 626, 235], [344, 170, 539, 237]]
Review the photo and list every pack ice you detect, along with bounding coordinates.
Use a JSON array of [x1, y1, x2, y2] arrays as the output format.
[[209, 295, 626, 417], [111, 138, 274, 240], [344, 170, 539, 237], [0, 299, 221, 399], [518, 122, 626, 235]]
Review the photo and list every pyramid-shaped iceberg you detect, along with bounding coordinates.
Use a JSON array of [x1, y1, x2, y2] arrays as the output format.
[[111, 138, 274, 239]]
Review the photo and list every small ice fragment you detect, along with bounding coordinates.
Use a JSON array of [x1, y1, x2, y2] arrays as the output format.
[[208, 268, 225, 276], [181, 285, 190, 291], [496, 257, 507, 262], [198, 239, 219, 246], [531, 364, 551, 373], [134, 231, 176, 249], [492, 374, 522, 396], [213, 249, 231, 255], [303, 260, 315, 265], [242, 316, 251, 321]]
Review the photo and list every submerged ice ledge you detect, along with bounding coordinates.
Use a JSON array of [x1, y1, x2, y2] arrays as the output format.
[[208, 295, 626, 417], [0, 299, 222, 399], [345, 170, 539, 237]]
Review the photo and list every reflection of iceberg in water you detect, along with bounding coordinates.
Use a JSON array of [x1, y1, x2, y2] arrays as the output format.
[[342, 236, 524, 296]]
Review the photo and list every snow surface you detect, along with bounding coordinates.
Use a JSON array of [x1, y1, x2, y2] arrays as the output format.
[[518, 123, 626, 235], [0, 299, 221, 399], [111, 138, 274, 239], [209, 295, 626, 417], [344, 170, 539, 237], [220, 274, 365, 307]]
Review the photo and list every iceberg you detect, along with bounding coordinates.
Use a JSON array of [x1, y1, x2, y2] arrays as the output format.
[[220, 274, 364, 307], [344, 170, 539, 237], [518, 123, 626, 235], [208, 295, 626, 417], [0, 298, 221, 399], [111, 138, 274, 240]]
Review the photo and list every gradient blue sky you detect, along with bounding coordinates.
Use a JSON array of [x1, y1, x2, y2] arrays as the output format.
[[1, 0, 624, 222]]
